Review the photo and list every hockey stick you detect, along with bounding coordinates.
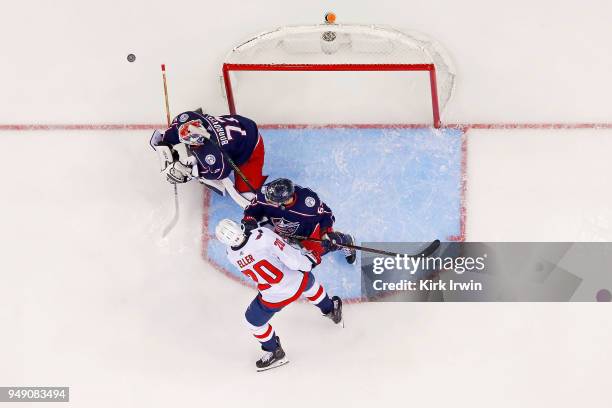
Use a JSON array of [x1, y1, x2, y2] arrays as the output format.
[[160, 64, 180, 238], [291, 235, 441, 258]]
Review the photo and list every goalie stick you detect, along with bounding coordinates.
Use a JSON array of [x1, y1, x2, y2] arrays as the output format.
[[291, 235, 441, 259], [160, 64, 180, 238], [162, 185, 179, 238]]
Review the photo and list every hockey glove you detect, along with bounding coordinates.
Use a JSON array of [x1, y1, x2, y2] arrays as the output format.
[[323, 232, 346, 251], [241, 216, 259, 233], [304, 250, 321, 268]]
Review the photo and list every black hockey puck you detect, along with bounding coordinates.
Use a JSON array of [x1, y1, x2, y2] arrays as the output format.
[[127, 53, 136, 62]]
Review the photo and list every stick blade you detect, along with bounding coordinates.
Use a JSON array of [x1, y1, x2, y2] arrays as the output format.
[[161, 213, 179, 238], [161, 185, 179, 238], [419, 239, 441, 257]]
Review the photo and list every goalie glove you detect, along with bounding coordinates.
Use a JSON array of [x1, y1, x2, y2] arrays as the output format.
[[163, 161, 195, 184], [149, 129, 165, 149], [150, 130, 178, 172]]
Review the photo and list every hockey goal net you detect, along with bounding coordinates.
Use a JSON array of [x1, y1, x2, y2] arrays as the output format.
[[222, 23, 455, 127]]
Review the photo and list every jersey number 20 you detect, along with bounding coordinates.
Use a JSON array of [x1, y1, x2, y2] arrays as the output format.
[[242, 259, 284, 291]]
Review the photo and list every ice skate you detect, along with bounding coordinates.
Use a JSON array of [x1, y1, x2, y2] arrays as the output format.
[[325, 296, 343, 325], [256, 337, 289, 372]]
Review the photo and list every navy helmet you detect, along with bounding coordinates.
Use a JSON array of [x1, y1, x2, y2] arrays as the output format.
[[264, 178, 295, 205]]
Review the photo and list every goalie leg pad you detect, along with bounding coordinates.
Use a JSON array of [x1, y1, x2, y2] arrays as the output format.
[[153, 145, 175, 171], [199, 178, 226, 196]]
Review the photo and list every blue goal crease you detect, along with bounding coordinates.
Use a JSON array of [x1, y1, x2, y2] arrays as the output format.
[[205, 127, 464, 300]]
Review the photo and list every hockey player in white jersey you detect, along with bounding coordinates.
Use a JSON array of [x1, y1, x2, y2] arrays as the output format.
[[215, 218, 343, 371]]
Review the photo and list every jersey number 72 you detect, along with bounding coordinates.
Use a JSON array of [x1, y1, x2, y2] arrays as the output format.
[[217, 116, 247, 141]]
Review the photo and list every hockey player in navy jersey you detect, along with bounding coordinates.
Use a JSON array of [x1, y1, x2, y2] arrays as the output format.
[[215, 218, 342, 371], [241, 178, 357, 265], [149, 109, 267, 201]]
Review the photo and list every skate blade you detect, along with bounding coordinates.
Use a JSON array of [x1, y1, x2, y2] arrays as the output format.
[[256, 358, 289, 372]]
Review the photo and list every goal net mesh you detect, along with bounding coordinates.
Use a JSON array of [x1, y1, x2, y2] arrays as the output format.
[[223, 24, 456, 125]]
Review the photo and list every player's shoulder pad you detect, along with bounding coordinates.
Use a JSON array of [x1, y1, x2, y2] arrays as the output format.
[[295, 185, 321, 209], [191, 143, 220, 164]]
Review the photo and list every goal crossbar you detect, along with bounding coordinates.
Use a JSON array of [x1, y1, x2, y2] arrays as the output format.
[[222, 63, 441, 128]]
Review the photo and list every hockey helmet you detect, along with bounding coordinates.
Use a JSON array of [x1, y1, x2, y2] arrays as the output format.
[[174, 111, 212, 146], [264, 178, 295, 205], [215, 219, 246, 247]]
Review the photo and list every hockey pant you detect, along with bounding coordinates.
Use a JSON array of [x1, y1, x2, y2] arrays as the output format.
[[234, 133, 267, 193], [244, 272, 333, 351]]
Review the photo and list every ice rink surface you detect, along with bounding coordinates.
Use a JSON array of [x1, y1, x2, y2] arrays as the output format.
[[2, 0, 612, 407], [467, 128, 612, 241]]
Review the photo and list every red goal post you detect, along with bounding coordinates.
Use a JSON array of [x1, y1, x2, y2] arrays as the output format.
[[222, 23, 455, 128]]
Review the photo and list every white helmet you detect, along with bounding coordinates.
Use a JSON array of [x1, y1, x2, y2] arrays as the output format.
[[215, 219, 246, 247]]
